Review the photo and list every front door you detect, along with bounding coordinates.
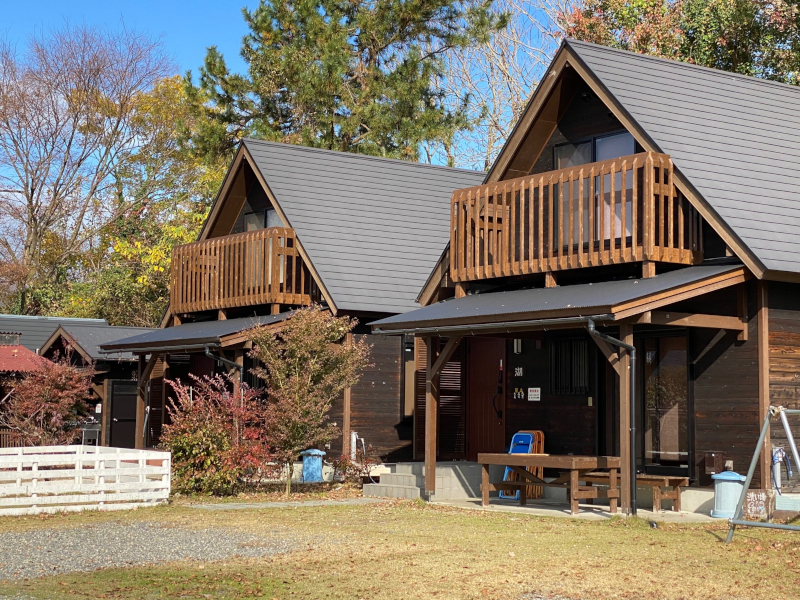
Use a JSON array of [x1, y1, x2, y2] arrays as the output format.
[[466, 338, 506, 461], [639, 335, 690, 475], [109, 380, 137, 449]]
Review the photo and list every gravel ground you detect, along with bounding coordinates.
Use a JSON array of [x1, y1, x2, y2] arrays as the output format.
[[0, 521, 297, 581]]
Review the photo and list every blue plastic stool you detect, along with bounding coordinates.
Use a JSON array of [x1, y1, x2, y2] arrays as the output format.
[[499, 432, 535, 500]]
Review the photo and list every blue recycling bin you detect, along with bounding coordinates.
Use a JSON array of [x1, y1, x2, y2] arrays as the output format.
[[300, 449, 326, 483], [711, 471, 747, 518]]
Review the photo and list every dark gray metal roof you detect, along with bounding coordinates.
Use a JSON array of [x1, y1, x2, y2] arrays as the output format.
[[49, 326, 158, 361], [371, 265, 742, 331], [243, 139, 485, 314], [566, 39, 800, 275], [100, 313, 291, 353], [0, 314, 108, 352]]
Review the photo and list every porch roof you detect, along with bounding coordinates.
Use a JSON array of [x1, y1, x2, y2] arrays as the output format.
[[99, 312, 292, 355], [371, 264, 746, 334]]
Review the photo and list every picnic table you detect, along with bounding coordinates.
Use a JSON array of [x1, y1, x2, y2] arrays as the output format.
[[478, 453, 621, 515]]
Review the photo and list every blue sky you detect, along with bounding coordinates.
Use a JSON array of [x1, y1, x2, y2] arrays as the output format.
[[3, 1, 260, 77]]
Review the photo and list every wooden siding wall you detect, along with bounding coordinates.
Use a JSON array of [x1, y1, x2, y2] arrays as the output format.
[[530, 84, 627, 175], [505, 334, 597, 456], [767, 282, 800, 492], [349, 334, 410, 462], [681, 284, 761, 486], [327, 334, 408, 462], [414, 339, 466, 461]]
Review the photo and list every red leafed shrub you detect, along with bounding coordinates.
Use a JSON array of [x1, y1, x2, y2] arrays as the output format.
[[248, 305, 371, 495], [0, 356, 93, 446], [161, 374, 270, 495]]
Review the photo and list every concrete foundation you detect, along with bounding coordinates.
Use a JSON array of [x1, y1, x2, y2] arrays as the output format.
[[363, 461, 716, 514]]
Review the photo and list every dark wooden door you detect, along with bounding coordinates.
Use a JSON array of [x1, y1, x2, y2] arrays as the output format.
[[466, 338, 506, 461], [109, 380, 137, 448]]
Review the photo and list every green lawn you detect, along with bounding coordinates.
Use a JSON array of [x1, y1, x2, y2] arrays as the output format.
[[1, 500, 799, 599]]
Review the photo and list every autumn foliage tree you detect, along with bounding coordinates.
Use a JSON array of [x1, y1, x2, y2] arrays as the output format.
[[0, 356, 93, 446], [161, 375, 270, 495], [558, 0, 800, 84], [249, 306, 371, 495]]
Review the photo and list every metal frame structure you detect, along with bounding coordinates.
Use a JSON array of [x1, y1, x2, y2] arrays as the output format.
[[726, 405, 800, 543]]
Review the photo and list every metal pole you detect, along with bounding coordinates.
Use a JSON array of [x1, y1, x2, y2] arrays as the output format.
[[587, 319, 637, 516], [779, 409, 800, 469], [726, 407, 775, 544]]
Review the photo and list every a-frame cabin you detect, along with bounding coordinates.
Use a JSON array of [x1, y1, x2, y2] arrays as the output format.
[[102, 139, 483, 459], [372, 40, 800, 514]]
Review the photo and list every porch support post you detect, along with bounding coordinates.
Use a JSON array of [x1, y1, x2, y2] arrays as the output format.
[[135, 353, 160, 449], [757, 281, 771, 489], [424, 335, 440, 498], [619, 324, 634, 514]]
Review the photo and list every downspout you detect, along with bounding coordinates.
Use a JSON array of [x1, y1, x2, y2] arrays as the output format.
[[587, 319, 638, 517]]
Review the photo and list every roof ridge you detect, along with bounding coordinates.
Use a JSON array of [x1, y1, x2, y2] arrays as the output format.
[[566, 38, 800, 95], [242, 138, 484, 175]]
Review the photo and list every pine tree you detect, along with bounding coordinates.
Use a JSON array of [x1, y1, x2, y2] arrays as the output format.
[[185, 0, 503, 163]]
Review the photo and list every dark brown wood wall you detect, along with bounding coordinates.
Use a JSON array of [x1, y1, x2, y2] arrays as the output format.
[[684, 283, 760, 486], [504, 333, 597, 456], [767, 282, 800, 492], [348, 334, 410, 462]]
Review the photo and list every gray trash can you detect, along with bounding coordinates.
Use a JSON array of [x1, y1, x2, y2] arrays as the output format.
[[300, 449, 326, 483], [711, 471, 747, 518]]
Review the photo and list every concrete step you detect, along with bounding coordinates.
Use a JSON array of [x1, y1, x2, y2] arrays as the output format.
[[363, 483, 420, 500], [380, 473, 421, 487], [393, 461, 483, 478]]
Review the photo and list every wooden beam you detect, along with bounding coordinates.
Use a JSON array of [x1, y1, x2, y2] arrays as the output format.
[[648, 311, 747, 332], [590, 335, 620, 376], [173, 314, 182, 326], [431, 335, 462, 378], [218, 309, 227, 321], [418, 249, 450, 307], [424, 336, 441, 497], [757, 281, 770, 489], [455, 282, 467, 299], [545, 272, 557, 288], [642, 261, 656, 279], [135, 353, 160, 449], [612, 268, 748, 319], [271, 304, 281, 315], [618, 324, 633, 514], [738, 285, 749, 341]]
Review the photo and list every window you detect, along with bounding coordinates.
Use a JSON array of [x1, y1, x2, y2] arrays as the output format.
[[244, 211, 265, 231], [266, 208, 282, 228], [595, 131, 635, 162], [550, 339, 589, 395], [555, 141, 591, 169]]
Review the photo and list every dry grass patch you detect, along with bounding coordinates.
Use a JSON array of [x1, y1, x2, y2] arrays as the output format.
[[2, 500, 800, 599]]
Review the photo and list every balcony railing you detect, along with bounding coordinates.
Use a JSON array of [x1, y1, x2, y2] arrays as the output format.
[[449, 152, 703, 283], [170, 227, 318, 314]]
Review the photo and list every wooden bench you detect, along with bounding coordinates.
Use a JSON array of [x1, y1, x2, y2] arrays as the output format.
[[582, 473, 689, 512]]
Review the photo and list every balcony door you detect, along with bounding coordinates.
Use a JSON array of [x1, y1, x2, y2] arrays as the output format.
[[553, 131, 636, 250]]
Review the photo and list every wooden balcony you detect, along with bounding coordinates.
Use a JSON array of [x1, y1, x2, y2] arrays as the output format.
[[170, 227, 318, 314], [449, 152, 703, 283]]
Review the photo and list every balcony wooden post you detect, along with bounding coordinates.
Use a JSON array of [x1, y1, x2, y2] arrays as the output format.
[[642, 261, 656, 279], [424, 336, 440, 498], [545, 272, 557, 288]]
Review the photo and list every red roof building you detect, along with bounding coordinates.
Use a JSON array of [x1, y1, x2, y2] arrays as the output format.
[[0, 344, 46, 374]]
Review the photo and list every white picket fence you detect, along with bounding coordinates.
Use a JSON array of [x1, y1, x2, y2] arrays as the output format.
[[0, 445, 171, 516]]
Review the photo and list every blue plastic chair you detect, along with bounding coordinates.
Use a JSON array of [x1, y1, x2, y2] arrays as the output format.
[[499, 432, 535, 500]]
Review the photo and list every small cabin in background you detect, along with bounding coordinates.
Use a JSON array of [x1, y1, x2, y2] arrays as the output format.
[[40, 325, 156, 447], [371, 39, 800, 511], [102, 140, 484, 458]]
